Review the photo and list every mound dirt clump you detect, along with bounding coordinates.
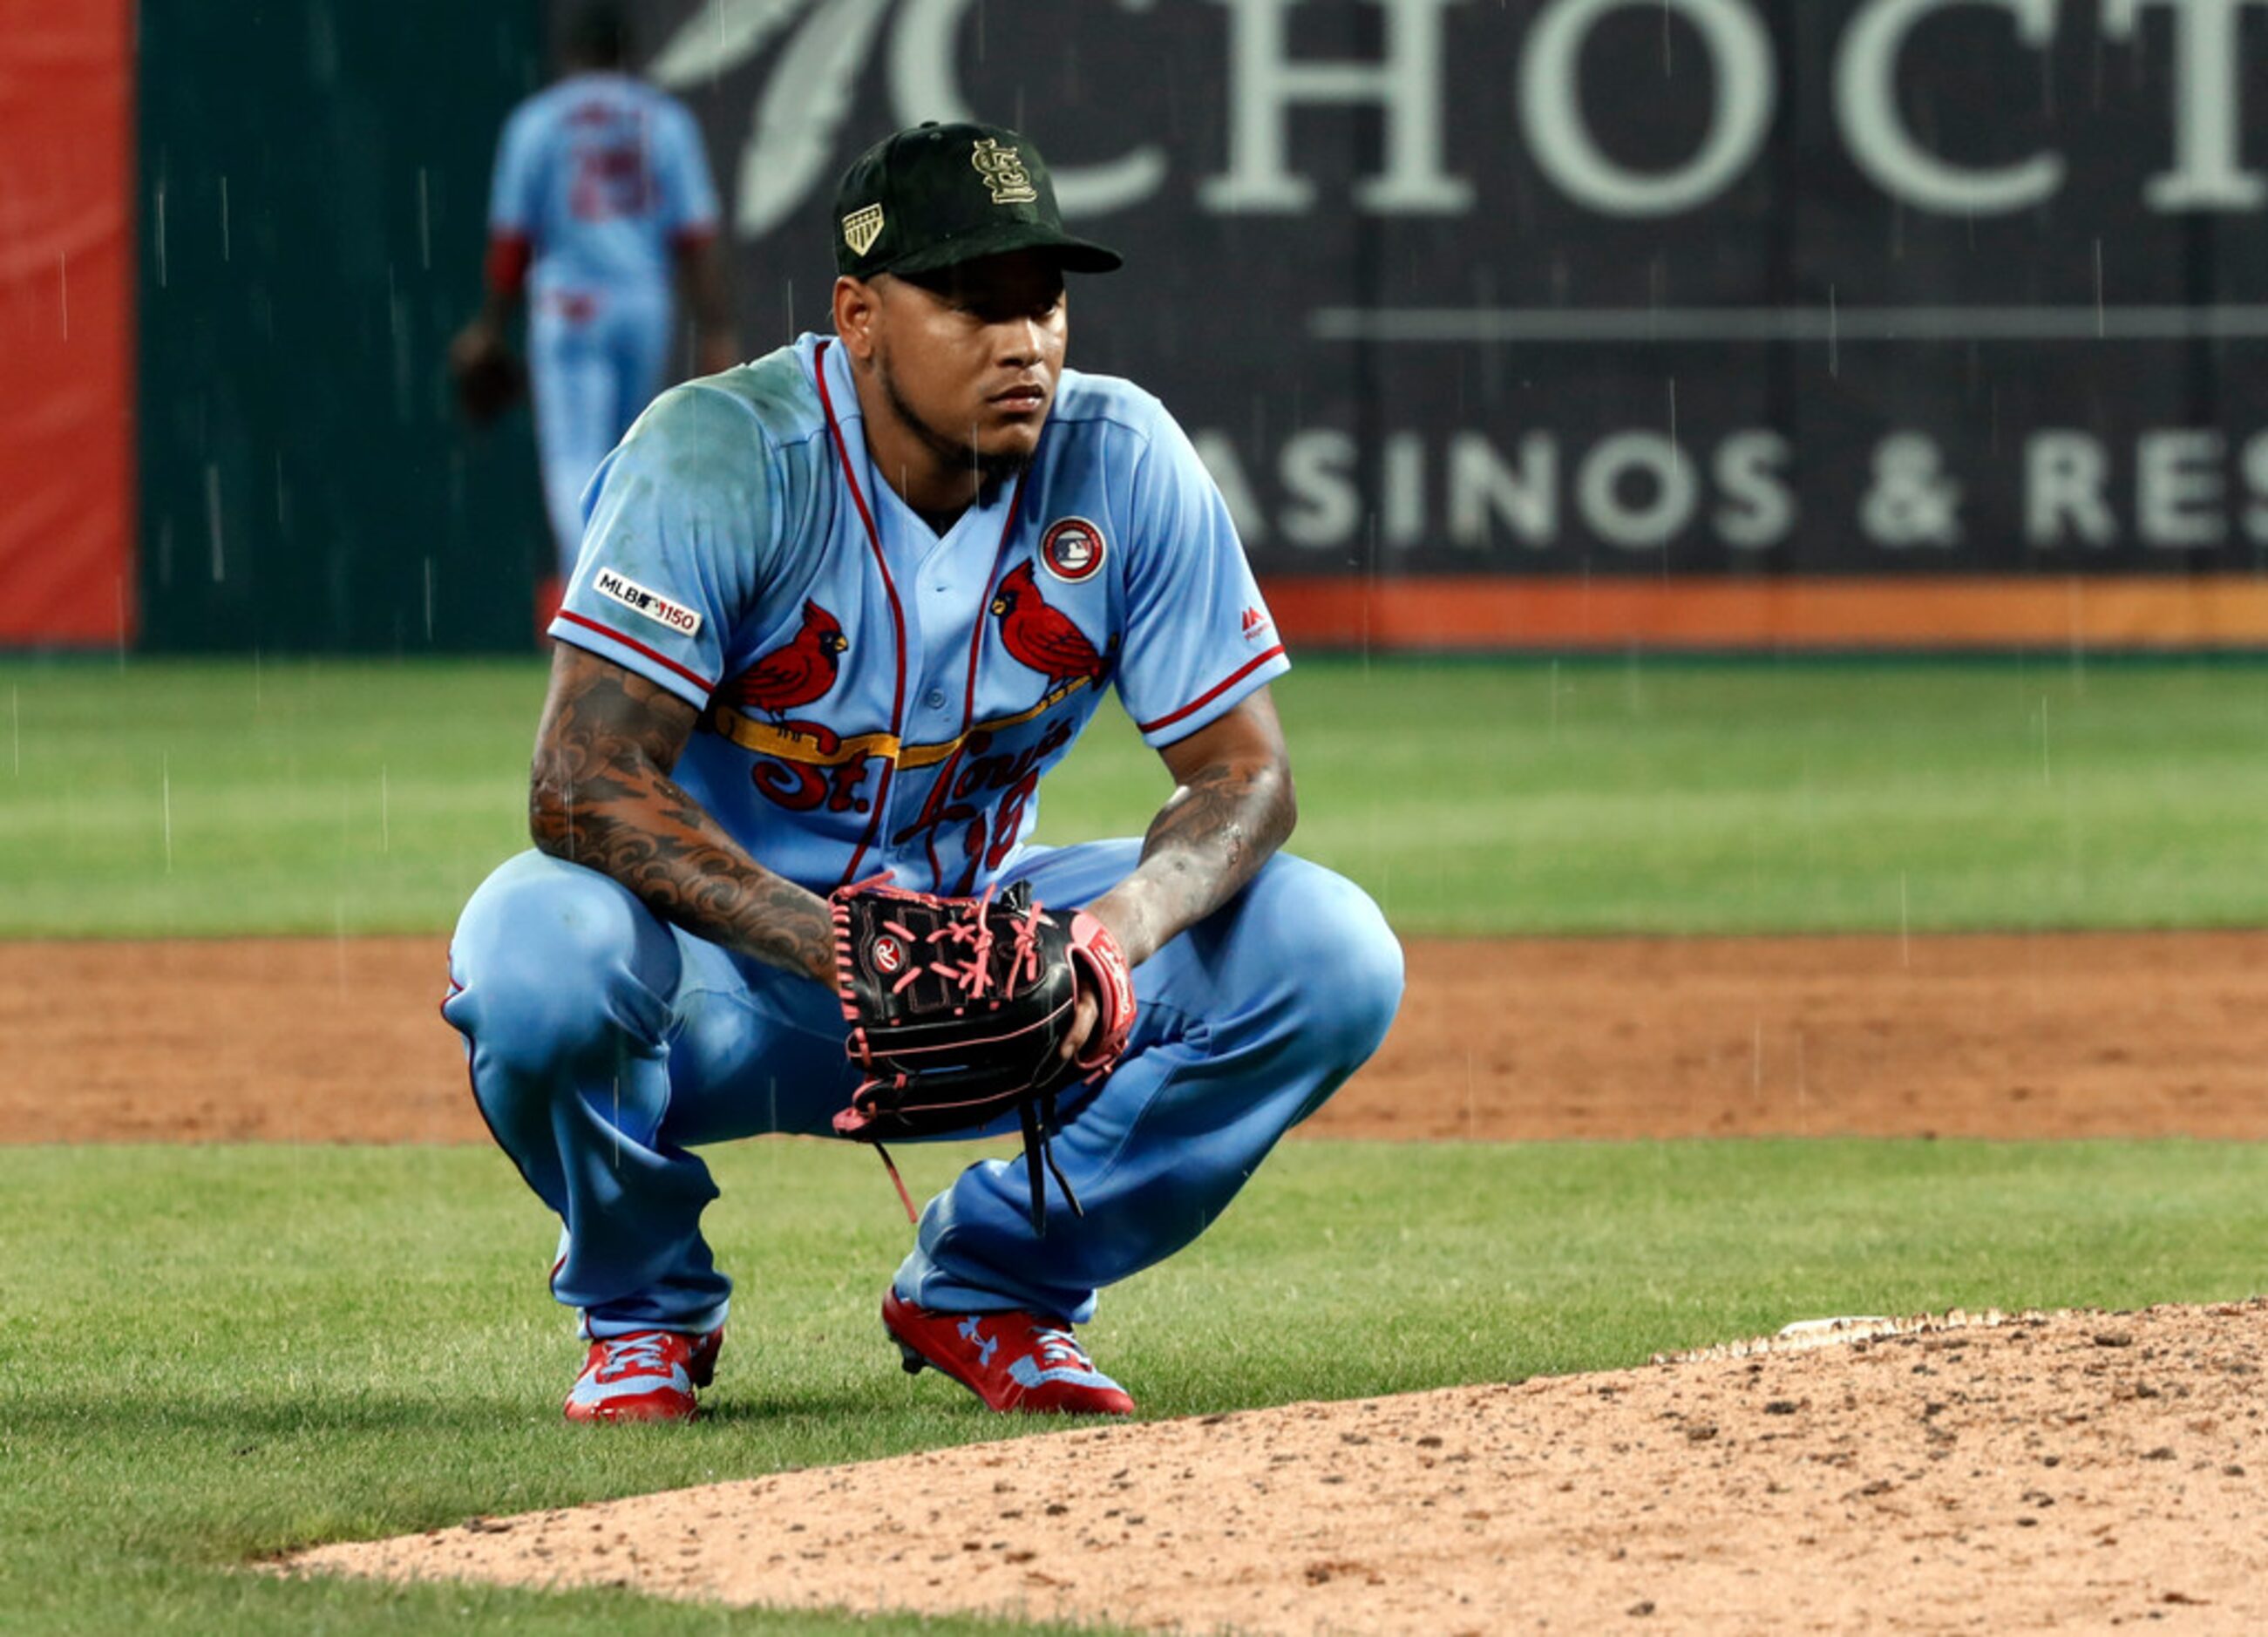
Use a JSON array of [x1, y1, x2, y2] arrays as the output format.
[[285, 1301, 2268, 1634]]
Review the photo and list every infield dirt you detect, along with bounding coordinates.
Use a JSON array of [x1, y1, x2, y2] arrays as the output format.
[[17, 931, 2268, 1632], [13, 929, 2268, 1144]]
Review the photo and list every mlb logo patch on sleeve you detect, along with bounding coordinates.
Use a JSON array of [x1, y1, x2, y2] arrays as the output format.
[[592, 568, 703, 638]]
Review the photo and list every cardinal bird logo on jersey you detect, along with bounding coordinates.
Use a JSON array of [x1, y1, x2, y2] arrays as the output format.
[[725, 600, 848, 723], [991, 561, 1109, 701]]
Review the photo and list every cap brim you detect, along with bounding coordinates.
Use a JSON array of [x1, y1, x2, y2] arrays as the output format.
[[884, 221, 1123, 278]]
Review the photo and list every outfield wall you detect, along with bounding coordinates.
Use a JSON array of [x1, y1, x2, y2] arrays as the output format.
[[132, 1, 551, 655], [0, 0, 133, 647], [639, 0, 2268, 649], [14, 1, 2268, 653]]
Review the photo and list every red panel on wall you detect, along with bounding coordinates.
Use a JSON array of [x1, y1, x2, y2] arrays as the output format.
[[0, 0, 132, 647]]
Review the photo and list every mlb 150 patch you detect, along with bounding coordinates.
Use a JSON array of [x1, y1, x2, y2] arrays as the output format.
[[593, 568, 703, 637]]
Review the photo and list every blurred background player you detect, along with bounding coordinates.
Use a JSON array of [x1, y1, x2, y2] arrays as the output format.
[[449, 3, 738, 627]]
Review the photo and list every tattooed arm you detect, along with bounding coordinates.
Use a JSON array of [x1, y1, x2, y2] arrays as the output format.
[[528, 642, 836, 983], [1081, 687, 1297, 970]]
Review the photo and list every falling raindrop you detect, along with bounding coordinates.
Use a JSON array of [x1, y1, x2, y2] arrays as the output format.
[[58, 253, 68, 339], [154, 177, 167, 287], [8, 685, 17, 775], [162, 754, 173, 873], [381, 765, 390, 853], [205, 464, 225, 581], [221, 174, 231, 262], [1828, 286, 1840, 378], [418, 167, 432, 270], [2093, 238, 2105, 339]]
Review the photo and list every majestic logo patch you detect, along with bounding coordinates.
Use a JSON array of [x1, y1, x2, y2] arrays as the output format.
[[592, 567, 703, 637], [841, 202, 884, 257], [1039, 518, 1106, 583], [970, 138, 1038, 206], [1240, 606, 1273, 642]]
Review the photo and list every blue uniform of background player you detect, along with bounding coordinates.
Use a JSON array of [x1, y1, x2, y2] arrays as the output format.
[[445, 120, 1402, 1422], [452, 4, 736, 612]]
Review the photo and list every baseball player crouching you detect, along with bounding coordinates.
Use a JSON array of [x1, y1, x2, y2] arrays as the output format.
[[444, 121, 1404, 1422]]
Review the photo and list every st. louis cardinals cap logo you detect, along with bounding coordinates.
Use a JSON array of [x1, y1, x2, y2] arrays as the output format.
[[1040, 518, 1106, 583], [970, 138, 1038, 205]]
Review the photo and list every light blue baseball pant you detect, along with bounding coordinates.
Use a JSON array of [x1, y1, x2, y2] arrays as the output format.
[[527, 285, 674, 577], [442, 840, 1404, 1339]]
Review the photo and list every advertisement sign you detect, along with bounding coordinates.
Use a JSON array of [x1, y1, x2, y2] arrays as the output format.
[[627, 0, 2268, 640]]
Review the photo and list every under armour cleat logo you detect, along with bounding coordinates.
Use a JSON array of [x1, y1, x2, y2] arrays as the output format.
[[958, 1314, 999, 1368]]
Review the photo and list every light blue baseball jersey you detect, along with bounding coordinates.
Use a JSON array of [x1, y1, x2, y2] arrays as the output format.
[[550, 333, 1289, 897], [487, 71, 719, 299]]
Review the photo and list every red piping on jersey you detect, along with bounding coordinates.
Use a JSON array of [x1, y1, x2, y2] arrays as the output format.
[[1137, 645, 1287, 736], [959, 478, 1030, 730], [555, 610, 717, 696], [925, 467, 1033, 891], [813, 340, 910, 886], [486, 233, 532, 296]]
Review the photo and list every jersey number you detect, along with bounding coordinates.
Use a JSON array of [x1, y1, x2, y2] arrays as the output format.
[[570, 141, 654, 221]]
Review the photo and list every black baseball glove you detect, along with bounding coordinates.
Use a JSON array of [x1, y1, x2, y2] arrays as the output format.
[[829, 877, 1135, 1230], [448, 325, 526, 425]]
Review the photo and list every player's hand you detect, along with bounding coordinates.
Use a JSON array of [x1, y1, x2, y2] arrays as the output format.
[[449, 319, 526, 425], [449, 318, 505, 373], [1056, 905, 1135, 1071], [1059, 991, 1100, 1063]]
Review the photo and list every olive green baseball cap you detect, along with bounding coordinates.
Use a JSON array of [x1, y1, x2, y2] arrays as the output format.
[[832, 121, 1123, 280]]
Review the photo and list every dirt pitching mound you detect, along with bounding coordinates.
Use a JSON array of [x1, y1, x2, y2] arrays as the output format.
[[284, 1301, 2268, 1634]]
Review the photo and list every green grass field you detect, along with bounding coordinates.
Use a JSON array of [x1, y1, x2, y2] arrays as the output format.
[[5, 655, 2268, 937], [6, 1138, 2265, 1633], [3, 655, 2264, 1633]]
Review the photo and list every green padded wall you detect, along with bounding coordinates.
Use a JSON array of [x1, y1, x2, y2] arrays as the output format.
[[139, 1, 550, 653]]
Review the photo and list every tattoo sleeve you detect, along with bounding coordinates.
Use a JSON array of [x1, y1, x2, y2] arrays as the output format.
[[1094, 691, 1298, 968], [1127, 761, 1294, 940], [528, 647, 836, 983]]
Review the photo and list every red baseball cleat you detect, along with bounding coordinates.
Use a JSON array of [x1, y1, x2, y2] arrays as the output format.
[[562, 1328, 723, 1423], [881, 1289, 1134, 1416]]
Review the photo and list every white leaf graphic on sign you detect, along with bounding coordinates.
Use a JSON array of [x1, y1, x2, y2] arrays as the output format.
[[649, 0, 1168, 241], [744, 0, 897, 241], [648, 0, 817, 89]]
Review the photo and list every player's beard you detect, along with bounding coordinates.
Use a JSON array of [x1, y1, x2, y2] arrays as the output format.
[[876, 353, 1035, 493]]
